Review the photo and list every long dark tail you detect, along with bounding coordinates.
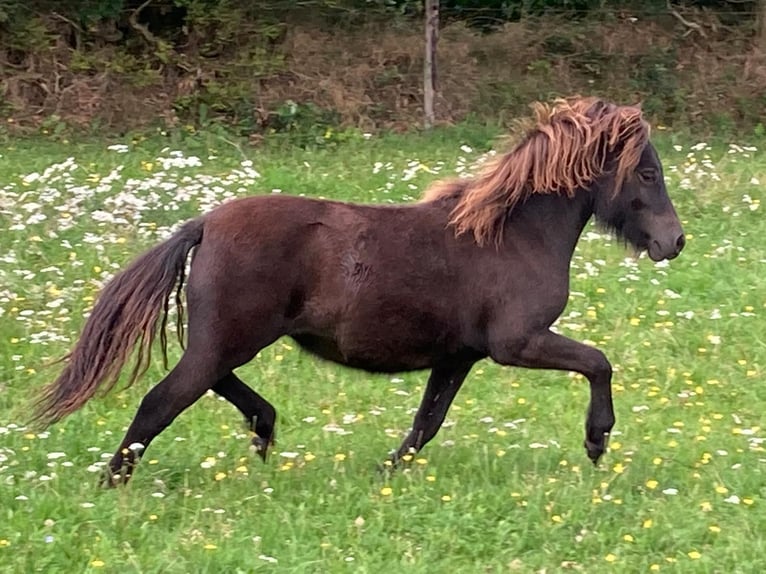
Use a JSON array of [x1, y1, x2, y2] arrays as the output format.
[[32, 218, 205, 427]]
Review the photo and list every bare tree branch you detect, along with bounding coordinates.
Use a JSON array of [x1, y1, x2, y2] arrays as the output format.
[[667, 1, 707, 38], [129, 0, 159, 46]]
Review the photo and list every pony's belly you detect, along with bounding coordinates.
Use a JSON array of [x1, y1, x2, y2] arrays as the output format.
[[290, 333, 434, 373]]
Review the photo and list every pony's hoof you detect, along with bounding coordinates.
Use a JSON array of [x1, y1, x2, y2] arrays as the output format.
[[251, 436, 272, 462], [100, 468, 130, 488], [584, 435, 608, 465], [376, 459, 397, 475]]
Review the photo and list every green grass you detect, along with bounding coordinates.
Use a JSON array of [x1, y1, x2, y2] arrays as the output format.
[[0, 125, 764, 574]]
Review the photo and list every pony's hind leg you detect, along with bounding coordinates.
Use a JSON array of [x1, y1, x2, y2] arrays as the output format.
[[104, 350, 224, 487], [213, 373, 276, 461], [385, 360, 474, 469]]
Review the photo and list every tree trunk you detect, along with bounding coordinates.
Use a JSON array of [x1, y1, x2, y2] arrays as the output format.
[[424, 0, 439, 129]]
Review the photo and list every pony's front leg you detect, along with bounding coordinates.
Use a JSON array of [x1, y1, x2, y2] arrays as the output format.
[[490, 330, 614, 464]]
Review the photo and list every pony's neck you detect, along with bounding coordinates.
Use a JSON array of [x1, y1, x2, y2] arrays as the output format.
[[502, 188, 594, 261]]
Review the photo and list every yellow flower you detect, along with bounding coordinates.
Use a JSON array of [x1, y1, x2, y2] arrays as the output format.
[[334, 453, 346, 462], [0, 540, 10, 547], [645, 480, 659, 490], [604, 553, 617, 563], [426, 475, 436, 482], [203, 544, 217, 550], [643, 519, 653, 528], [650, 565, 660, 572], [551, 515, 563, 523], [441, 495, 452, 502], [623, 534, 634, 542], [743, 498, 754, 506], [688, 551, 701, 560], [708, 525, 721, 533], [415, 458, 428, 465], [304, 453, 316, 462], [91, 560, 105, 567], [715, 485, 728, 495], [652, 457, 662, 465], [214, 472, 226, 481], [613, 462, 625, 474], [700, 501, 712, 512], [380, 487, 393, 496]]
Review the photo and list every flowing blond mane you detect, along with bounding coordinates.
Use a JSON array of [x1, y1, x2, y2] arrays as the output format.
[[423, 96, 650, 247]]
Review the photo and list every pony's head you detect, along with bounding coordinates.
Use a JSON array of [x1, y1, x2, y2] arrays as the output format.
[[592, 134, 685, 262], [424, 96, 685, 261]]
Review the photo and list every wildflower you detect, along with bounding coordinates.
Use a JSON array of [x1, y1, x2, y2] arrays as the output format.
[[604, 553, 617, 563], [441, 495, 452, 502], [91, 560, 105, 567], [380, 487, 393, 496], [645, 480, 658, 490], [688, 551, 701, 560]]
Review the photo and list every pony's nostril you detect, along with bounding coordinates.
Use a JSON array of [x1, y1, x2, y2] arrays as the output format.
[[675, 234, 686, 251]]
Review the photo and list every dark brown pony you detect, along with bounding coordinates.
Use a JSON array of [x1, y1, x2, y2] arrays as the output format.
[[33, 96, 685, 486]]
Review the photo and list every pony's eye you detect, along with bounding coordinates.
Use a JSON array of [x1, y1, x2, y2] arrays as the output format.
[[637, 170, 657, 184]]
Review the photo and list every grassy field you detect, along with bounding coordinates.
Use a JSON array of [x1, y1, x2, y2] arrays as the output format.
[[0, 124, 764, 574]]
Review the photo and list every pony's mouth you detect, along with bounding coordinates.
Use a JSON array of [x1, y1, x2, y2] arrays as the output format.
[[647, 241, 665, 262], [647, 239, 681, 262]]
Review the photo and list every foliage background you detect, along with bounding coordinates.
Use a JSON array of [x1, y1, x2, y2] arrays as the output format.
[[1, 1, 765, 138]]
